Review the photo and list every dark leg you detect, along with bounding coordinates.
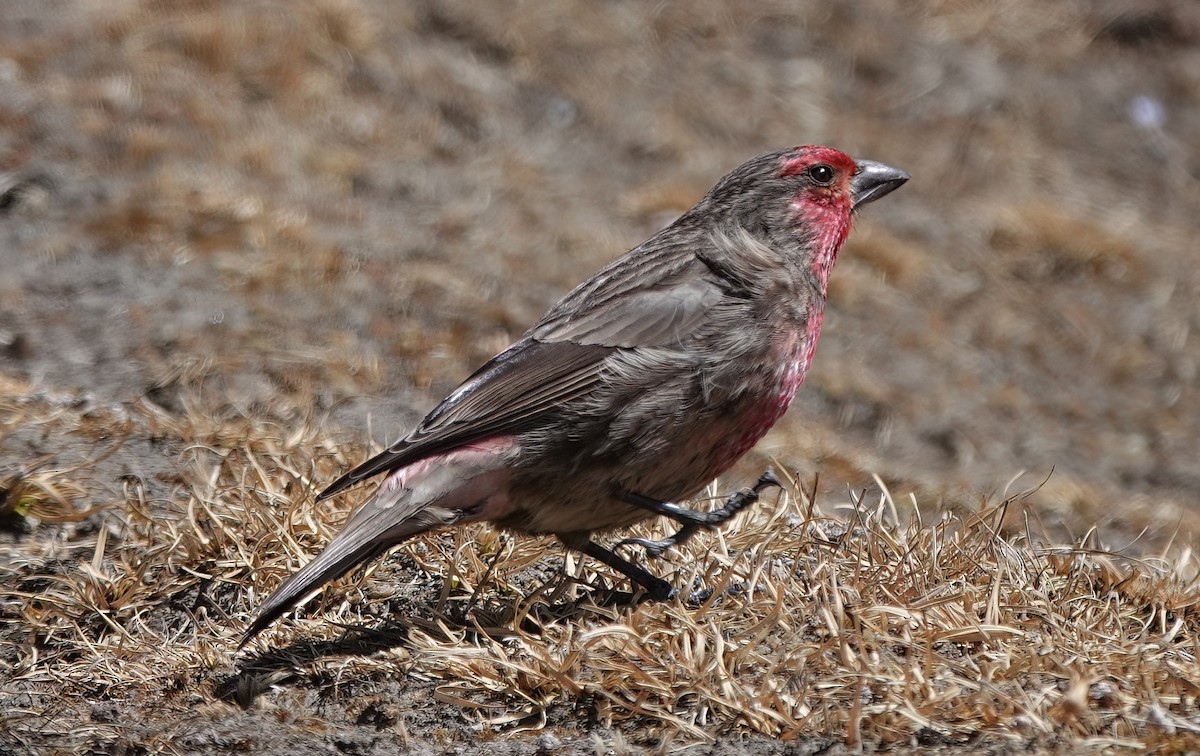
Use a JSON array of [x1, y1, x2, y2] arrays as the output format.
[[560, 535, 677, 601], [618, 470, 781, 557]]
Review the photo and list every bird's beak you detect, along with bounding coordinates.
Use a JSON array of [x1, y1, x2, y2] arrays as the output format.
[[850, 159, 910, 209]]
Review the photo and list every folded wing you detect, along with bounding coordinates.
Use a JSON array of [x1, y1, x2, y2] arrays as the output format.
[[319, 248, 728, 500]]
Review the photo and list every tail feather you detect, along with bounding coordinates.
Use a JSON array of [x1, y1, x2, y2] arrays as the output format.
[[239, 527, 388, 648], [240, 440, 515, 648], [240, 479, 462, 648]]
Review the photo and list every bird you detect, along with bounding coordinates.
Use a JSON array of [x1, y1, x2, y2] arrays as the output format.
[[240, 145, 908, 646]]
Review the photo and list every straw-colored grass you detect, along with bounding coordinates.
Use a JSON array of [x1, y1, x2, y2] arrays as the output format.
[[4, 385, 1200, 754]]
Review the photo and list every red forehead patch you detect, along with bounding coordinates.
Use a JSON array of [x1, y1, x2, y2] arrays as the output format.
[[779, 145, 857, 177]]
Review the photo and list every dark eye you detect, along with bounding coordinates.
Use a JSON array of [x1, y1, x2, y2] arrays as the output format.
[[807, 164, 835, 185]]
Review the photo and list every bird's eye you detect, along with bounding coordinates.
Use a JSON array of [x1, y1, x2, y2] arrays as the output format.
[[807, 164, 835, 185]]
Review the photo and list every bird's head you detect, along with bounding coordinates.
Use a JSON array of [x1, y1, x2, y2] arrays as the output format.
[[684, 145, 909, 291], [702, 145, 907, 234], [779, 144, 908, 233]]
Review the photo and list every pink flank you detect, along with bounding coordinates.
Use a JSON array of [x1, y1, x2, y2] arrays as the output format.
[[379, 435, 518, 521]]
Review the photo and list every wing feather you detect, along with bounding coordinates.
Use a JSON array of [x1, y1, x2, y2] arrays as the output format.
[[317, 340, 611, 500], [320, 233, 738, 500]]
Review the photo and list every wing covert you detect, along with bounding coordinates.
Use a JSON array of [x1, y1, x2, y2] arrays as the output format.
[[318, 339, 612, 500]]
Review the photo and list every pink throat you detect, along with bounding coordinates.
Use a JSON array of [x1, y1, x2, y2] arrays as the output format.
[[794, 198, 852, 292]]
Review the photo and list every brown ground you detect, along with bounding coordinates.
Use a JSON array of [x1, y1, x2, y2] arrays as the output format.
[[3, 1, 1200, 754]]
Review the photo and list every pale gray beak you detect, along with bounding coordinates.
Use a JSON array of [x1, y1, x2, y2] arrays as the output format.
[[850, 159, 909, 208]]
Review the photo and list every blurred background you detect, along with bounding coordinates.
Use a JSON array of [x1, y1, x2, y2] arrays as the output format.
[[2, 0, 1198, 545]]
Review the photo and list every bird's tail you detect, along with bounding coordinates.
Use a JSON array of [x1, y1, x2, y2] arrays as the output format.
[[239, 470, 464, 648]]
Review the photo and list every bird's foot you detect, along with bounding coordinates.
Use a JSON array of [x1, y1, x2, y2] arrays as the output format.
[[617, 534, 688, 559], [617, 469, 783, 557], [685, 580, 750, 607]]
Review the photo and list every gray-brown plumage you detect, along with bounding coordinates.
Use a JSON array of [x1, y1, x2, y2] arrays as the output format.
[[241, 146, 908, 646]]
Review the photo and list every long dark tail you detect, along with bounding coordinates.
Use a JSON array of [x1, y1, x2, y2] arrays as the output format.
[[239, 479, 462, 648]]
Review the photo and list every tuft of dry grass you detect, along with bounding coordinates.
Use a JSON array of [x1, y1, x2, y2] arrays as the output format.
[[4, 384, 1200, 753]]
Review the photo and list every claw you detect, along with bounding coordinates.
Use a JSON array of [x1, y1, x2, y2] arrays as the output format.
[[644, 580, 678, 602], [686, 581, 748, 607], [573, 538, 679, 602], [618, 536, 678, 559], [754, 469, 782, 493], [616, 470, 782, 560]]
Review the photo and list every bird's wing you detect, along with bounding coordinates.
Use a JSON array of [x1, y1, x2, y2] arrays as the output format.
[[531, 274, 724, 347], [530, 238, 730, 347], [318, 338, 612, 500], [320, 246, 731, 500]]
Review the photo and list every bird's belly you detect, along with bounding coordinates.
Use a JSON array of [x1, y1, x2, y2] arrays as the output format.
[[498, 491, 657, 535], [502, 359, 807, 537], [501, 324, 818, 537]]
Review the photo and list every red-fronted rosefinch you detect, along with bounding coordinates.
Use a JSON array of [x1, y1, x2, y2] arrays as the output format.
[[242, 146, 908, 646]]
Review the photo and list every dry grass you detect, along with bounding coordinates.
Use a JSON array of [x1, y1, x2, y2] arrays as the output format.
[[4, 385, 1200, 753], [4, 1, 1200, 752]]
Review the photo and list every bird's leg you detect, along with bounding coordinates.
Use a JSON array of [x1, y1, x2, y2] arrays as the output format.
[[561, 536, 677, 601], [617, 470, 781, 557]]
